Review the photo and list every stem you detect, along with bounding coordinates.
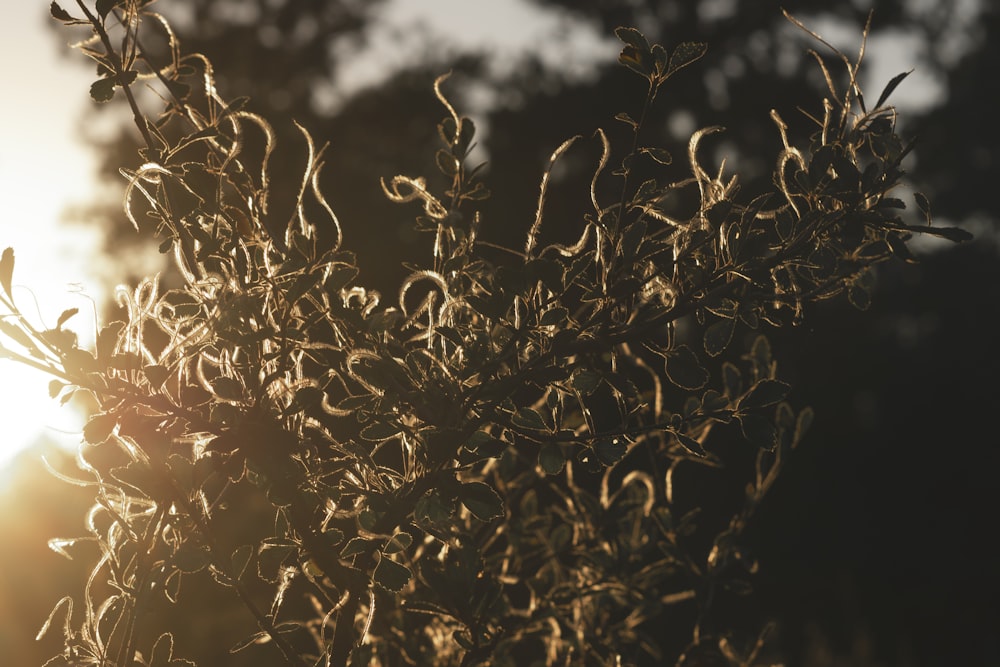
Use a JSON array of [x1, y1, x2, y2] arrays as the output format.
[[75, 0, 155, 151]]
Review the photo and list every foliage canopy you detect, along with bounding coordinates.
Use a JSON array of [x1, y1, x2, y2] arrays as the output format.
[[0, 2, 969, 665]]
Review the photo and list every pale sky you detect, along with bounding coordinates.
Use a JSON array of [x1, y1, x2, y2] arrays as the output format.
[[0, 2, 104, 466]]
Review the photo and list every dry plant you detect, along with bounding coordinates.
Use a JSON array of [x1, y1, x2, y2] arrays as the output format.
[[0, 2, 969, 665]]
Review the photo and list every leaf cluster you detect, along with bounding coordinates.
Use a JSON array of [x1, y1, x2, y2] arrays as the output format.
[[1, 4, 969, 667]]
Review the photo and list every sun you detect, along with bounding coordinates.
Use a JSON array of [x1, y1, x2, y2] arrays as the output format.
[[0, 242, 101, 471], [0, 157, 104, 470]]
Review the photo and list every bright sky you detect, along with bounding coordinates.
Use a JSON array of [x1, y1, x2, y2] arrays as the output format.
[[0, 2, 104, 469], [0, 0, 971, 472]]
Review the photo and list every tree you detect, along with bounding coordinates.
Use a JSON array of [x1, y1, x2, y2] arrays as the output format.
[[4, 2, 970, 665]]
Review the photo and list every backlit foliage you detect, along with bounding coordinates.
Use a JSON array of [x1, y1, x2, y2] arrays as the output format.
[[0, 2, 969, 665]]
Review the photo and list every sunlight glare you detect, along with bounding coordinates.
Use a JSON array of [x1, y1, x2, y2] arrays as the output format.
[[0, 6, 107, 469]]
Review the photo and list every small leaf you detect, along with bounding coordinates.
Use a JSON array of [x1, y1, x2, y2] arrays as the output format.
[[48, 380, 67, 399], [373, 555, 411, 592], [674, 431, 706, 457], [910, 191, 932, 227], [55, 308, 79, 329], [664, 344, 709, 390], [90, 77, 116, 103], [0, 248, 14, 297], [83, 412, 117, 445], [704, 318, 736, 357], [96, 0, 121, 19], [538, 442, 565, 475], [641, 147, 673, 165], [414, 490, 454, 527], [619, 44, 653, 78], [511, 407, 549, 431], [340, 537, 377, 558], [738, 413, 777, 449], [739, 380, 790, 410], [383, 532, 413, 554], [257, 541, 297, 581], [173, 542, 211, 574], [360, 420, 402, 441], [875, 70, 912, 109], [595, 436, 627, 465], [570, 368, 603, 395], [49, 2, 75, 22], [848, 284, 872, 310], [0, 247, 13, 298], [614, 112, 637, 129], [144, 364, 170, 388], [539, 306, 569, 326], [458, 482, 503, 521], [614, 26, 650, 51], [665, 42, 708, 78], [210, 376, 244, 401]]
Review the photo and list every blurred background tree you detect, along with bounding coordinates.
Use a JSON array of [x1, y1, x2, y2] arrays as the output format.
[[6, 0, 993, 664]]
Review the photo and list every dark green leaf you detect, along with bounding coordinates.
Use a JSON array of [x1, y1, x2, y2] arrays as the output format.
[[55, 308, 78, 329], [64, 347, 99, 374], [373, 555, 411, 592], [48, 379, 67, 399], [512, 407, 549, 431], [913, 191, 931, 220], [738, 413, 777, 449], [704, 318, 736, 357], [0, 320, 38, 356], [674, 431, 706, 457], [875, 70, 911, 109], [538, 442, 565, 475], [464, 430, 506, 457], [173, 542, 210, 574], [324, 264, 359, 292], [50, 2, 77, 22], [0, 247, 13, 298], [458, 482, 503, 521], [739, 379, 790, 410], [665, 42, 708, 78], [619, 44, 653, 78], [96, 0, 121, 19], [383, 532, 412, 554], [614, 112, 637, 129], [570, 368, 603, 395], [664, 344, 709, 390], [848, 284, 872, 310], [524, 258, 565, 291], [414, 490, 454, 527], [257, 539, 297, 581], [340, 537, 377, 558], [435, 149, 459, 176], [210, 376, 243, 401], [641, 147, 673, 165], [539, 306, 569, 327], [83, 411, 117, 445], [144, 364, 170, 389], [595, 436, 627, 465], [907, 223, 973, 243], [614, 26, 649, 51], [360, 420, 402, 441], [90, 77, 116, 103]]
